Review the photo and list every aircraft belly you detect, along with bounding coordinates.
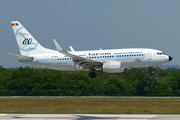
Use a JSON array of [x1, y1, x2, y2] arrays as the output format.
[[144, 61, 169, 67], [120, 58, 136, 68], [121, 58, 165, 68], [25, 61, 77, 71], [48, 61, 77, 70]]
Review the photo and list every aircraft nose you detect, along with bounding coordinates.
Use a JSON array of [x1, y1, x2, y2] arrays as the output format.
[[169, 56, 173, 61]]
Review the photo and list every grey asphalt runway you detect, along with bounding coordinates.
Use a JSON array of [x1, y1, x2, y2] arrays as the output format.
[[0, 114, 180, 120]]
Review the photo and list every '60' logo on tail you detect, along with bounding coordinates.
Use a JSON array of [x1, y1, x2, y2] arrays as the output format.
[[23, 38, 32, 45]]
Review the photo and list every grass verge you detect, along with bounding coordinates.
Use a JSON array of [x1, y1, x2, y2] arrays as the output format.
[[0, 97, 180, 114]]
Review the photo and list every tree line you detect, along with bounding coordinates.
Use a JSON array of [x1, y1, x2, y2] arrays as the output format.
[[0, 66, 180, 91]]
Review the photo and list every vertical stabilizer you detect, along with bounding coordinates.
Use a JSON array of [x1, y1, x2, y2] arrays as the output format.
[[11, 21, 55, 55]]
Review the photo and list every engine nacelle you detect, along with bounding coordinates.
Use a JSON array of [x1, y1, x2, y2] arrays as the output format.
[[103, 61, 124, 73]]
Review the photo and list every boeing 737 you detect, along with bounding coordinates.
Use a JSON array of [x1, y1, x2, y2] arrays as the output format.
[[9, 21, 173, 78]]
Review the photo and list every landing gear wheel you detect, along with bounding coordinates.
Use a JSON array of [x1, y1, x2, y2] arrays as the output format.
[[89, 72, 97, 78], [89, 72, 93, 77], [92, 73, 96, 78]]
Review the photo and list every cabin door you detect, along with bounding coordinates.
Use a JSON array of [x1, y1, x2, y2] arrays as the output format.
[[147, 51, 152, 60]]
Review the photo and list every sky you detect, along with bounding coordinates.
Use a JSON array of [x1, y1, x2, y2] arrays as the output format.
[[0, 0, 179, 68]]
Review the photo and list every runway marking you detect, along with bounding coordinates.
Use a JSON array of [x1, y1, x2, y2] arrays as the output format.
[[0, 114, 8, 116], [1, 114, 158, 120], [1, 114, 180, 120]]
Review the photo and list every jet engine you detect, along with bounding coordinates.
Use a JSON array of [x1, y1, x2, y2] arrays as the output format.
[[103, 61, 124, 73]]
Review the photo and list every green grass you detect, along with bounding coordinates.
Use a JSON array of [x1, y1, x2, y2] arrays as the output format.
[[0, 97, 180, 114]]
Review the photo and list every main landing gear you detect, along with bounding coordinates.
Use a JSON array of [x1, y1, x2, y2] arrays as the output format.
[[89, 69, 97, 78]]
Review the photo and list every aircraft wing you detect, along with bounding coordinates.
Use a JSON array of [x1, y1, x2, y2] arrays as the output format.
[[53, 39, 103, 69], [8, 53, 34, 61]]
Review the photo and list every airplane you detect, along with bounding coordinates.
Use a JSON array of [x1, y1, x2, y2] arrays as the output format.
[[9, 21, 172, 78]]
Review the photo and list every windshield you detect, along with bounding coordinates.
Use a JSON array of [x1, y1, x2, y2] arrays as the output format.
[[157, 52, 165, 55]]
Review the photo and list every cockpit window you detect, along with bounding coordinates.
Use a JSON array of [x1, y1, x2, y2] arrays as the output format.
[[157, 52, 165, 55]]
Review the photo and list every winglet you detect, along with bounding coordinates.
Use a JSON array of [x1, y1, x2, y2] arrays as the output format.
[[69, 46, 75, 52], [53, 39, 63, 51]]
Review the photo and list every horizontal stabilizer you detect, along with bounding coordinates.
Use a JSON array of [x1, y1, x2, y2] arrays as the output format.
[[8, 53, 34, 61]]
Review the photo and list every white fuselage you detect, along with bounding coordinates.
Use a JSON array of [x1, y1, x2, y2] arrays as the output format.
[[22, 48, 169, 71]]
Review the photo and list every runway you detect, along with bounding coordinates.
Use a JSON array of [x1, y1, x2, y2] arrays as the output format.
[[0, 114, 180, 120]]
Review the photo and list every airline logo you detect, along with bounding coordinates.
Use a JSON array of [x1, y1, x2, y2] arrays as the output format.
[[12, 23, 18, 26], [14, 27, 39, 52], [18, 37, 38, 52], [18, 33, 38, 51], [11, 22, 39, 52]]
